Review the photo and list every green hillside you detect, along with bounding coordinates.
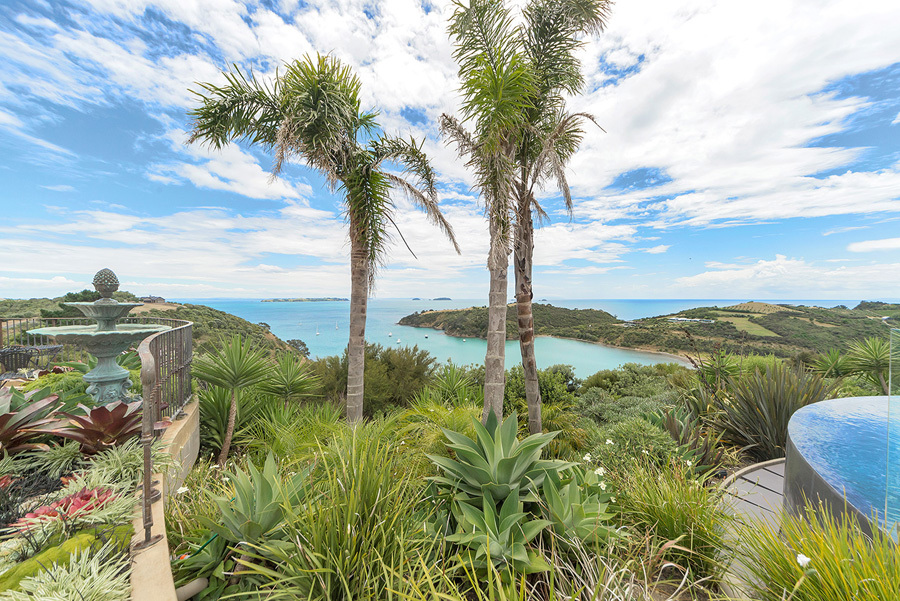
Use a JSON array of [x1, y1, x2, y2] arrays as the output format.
[[400, 301, 898, 358]]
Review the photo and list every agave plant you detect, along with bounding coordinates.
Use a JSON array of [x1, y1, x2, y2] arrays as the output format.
[[447, 487, 550, 575], [541, 466, 615, 544], [647, 406, 725, 474], [428, 412, 573, 507], [198, 453, 308, 546], [0, 395, 60, 456], [38, 402, 142, 455]]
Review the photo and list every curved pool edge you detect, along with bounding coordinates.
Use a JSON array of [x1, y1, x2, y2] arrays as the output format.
[[784, 429, 875, 537]]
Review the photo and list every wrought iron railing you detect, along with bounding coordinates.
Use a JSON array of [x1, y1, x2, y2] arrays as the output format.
[[136, 319, 193, 425]]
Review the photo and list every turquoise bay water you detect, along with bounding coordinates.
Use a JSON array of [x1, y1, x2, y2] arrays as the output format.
[[175, 298, 860, 376]]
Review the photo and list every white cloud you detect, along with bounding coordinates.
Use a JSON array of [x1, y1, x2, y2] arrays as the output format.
[[149, 129, 314, 200], [644, 244, 670, 254], [847, 237, 900, 253], [823, 226, 869, 236], [40, 184, 74, 192], [676, 254, 900, 297]]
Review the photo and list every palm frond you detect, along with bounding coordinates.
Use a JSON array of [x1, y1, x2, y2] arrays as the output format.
[[187, 65, 283, 150]]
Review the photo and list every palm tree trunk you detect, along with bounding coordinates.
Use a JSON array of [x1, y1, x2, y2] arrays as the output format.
[[483, 230, 508, 424], [515, 207, 542, 434], [347, 239, 368, 424], [217, 390, 237, 466]]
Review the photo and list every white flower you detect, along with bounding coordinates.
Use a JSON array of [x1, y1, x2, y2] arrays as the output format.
[[583, 453, 592, 462], [599, 481, 607, 491], [641, 449, 649, 456], [605, 439, 614, 445], [686, 460, 693, 467], [176, 486, 189, 495], [610, 496, 616, 503], [594, 467, 605, 476], [797, 553, 811, 568], [222, 476, 230, 482]]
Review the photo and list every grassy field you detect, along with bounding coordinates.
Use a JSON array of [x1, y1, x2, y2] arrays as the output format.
[[716, 315, 782, 337]]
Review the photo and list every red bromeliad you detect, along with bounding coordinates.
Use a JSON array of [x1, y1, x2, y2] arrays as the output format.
[[13, 487, 117, 530]]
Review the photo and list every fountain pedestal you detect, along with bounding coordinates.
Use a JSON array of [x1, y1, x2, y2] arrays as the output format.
[[27, 269, 170, 405]]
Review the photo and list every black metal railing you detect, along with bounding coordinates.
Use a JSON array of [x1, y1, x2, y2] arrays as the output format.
[[136, 319, 193, 425]]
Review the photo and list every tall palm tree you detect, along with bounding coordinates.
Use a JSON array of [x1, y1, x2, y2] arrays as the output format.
[[445, 0, 610, 433], [192, 335, 270, 465], [442, 0, 535, 423], [188, 55, 459, 424]]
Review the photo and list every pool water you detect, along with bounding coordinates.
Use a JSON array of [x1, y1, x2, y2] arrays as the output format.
[[788, 396, 900, 533]]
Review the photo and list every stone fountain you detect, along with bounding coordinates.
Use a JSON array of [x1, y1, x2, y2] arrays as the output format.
[[28, 269, 170, 405]]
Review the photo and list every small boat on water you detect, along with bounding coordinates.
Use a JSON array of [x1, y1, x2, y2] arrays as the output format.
[[335, 322, 339, 330], [396, 338, 401, 344], [388, 331, 392, 337], [315, 325, 320, 336], [424, 335, 429, 339]]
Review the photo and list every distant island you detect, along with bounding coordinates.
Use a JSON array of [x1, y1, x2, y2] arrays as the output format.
[[433, 297, 452, 301], [399, 301, 899, 358], [261, 297, 349, 302], [412, 297, 421, 300]]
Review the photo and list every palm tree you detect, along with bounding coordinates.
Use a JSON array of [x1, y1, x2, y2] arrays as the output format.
[[442, 0, 535, 423], [260, 351, 319, 408], [444, 0, 610, 432], [847, 337, 891, 394], [192, 335, 270, 465], [188, 55, 459, 424]]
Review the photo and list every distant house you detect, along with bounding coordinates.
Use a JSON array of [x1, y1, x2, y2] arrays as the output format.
[[140, 295, 166, 303], [667, 317, 715, 324]]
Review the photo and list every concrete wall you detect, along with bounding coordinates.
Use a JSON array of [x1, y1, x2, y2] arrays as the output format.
[[130, 399, 200, 601]]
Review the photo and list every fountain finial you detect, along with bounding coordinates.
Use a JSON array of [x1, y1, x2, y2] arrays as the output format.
[[93, 268, 120, 303]]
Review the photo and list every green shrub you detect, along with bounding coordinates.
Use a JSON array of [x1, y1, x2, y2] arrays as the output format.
[[710, 364, 840, 461], [737, 504, 900, 601], [618, 462, 731, 583], [312, 344, 437, 415], [579, 363, 681, 398], [242, 427, 430, 601], [22, 372, 88, 396], [237, 401, 343, 464], [576, 389, 675, 426], [588, 417, 678, 475]]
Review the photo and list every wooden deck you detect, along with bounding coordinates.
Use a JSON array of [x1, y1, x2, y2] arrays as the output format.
[[723, 458, 785, 529], [720, 458, 786, 600]]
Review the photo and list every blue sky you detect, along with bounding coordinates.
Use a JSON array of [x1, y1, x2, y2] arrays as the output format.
[[0, 0, 898, 300]]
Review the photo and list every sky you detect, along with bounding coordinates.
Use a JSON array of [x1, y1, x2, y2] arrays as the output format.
[[0, 0, 898, 301]]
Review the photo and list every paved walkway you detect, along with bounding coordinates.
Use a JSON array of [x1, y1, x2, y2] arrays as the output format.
[[720, 458, 786, 600]]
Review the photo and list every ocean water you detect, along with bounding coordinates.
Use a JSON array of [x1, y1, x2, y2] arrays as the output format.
[[173, 298, 862, 376]]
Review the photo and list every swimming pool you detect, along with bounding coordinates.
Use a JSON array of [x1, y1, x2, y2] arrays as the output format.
[[785, 396, 898, 535]]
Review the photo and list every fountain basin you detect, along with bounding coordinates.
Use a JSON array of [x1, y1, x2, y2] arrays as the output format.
[[28, 323, 170, 404], [784, 396, 896, 536]]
